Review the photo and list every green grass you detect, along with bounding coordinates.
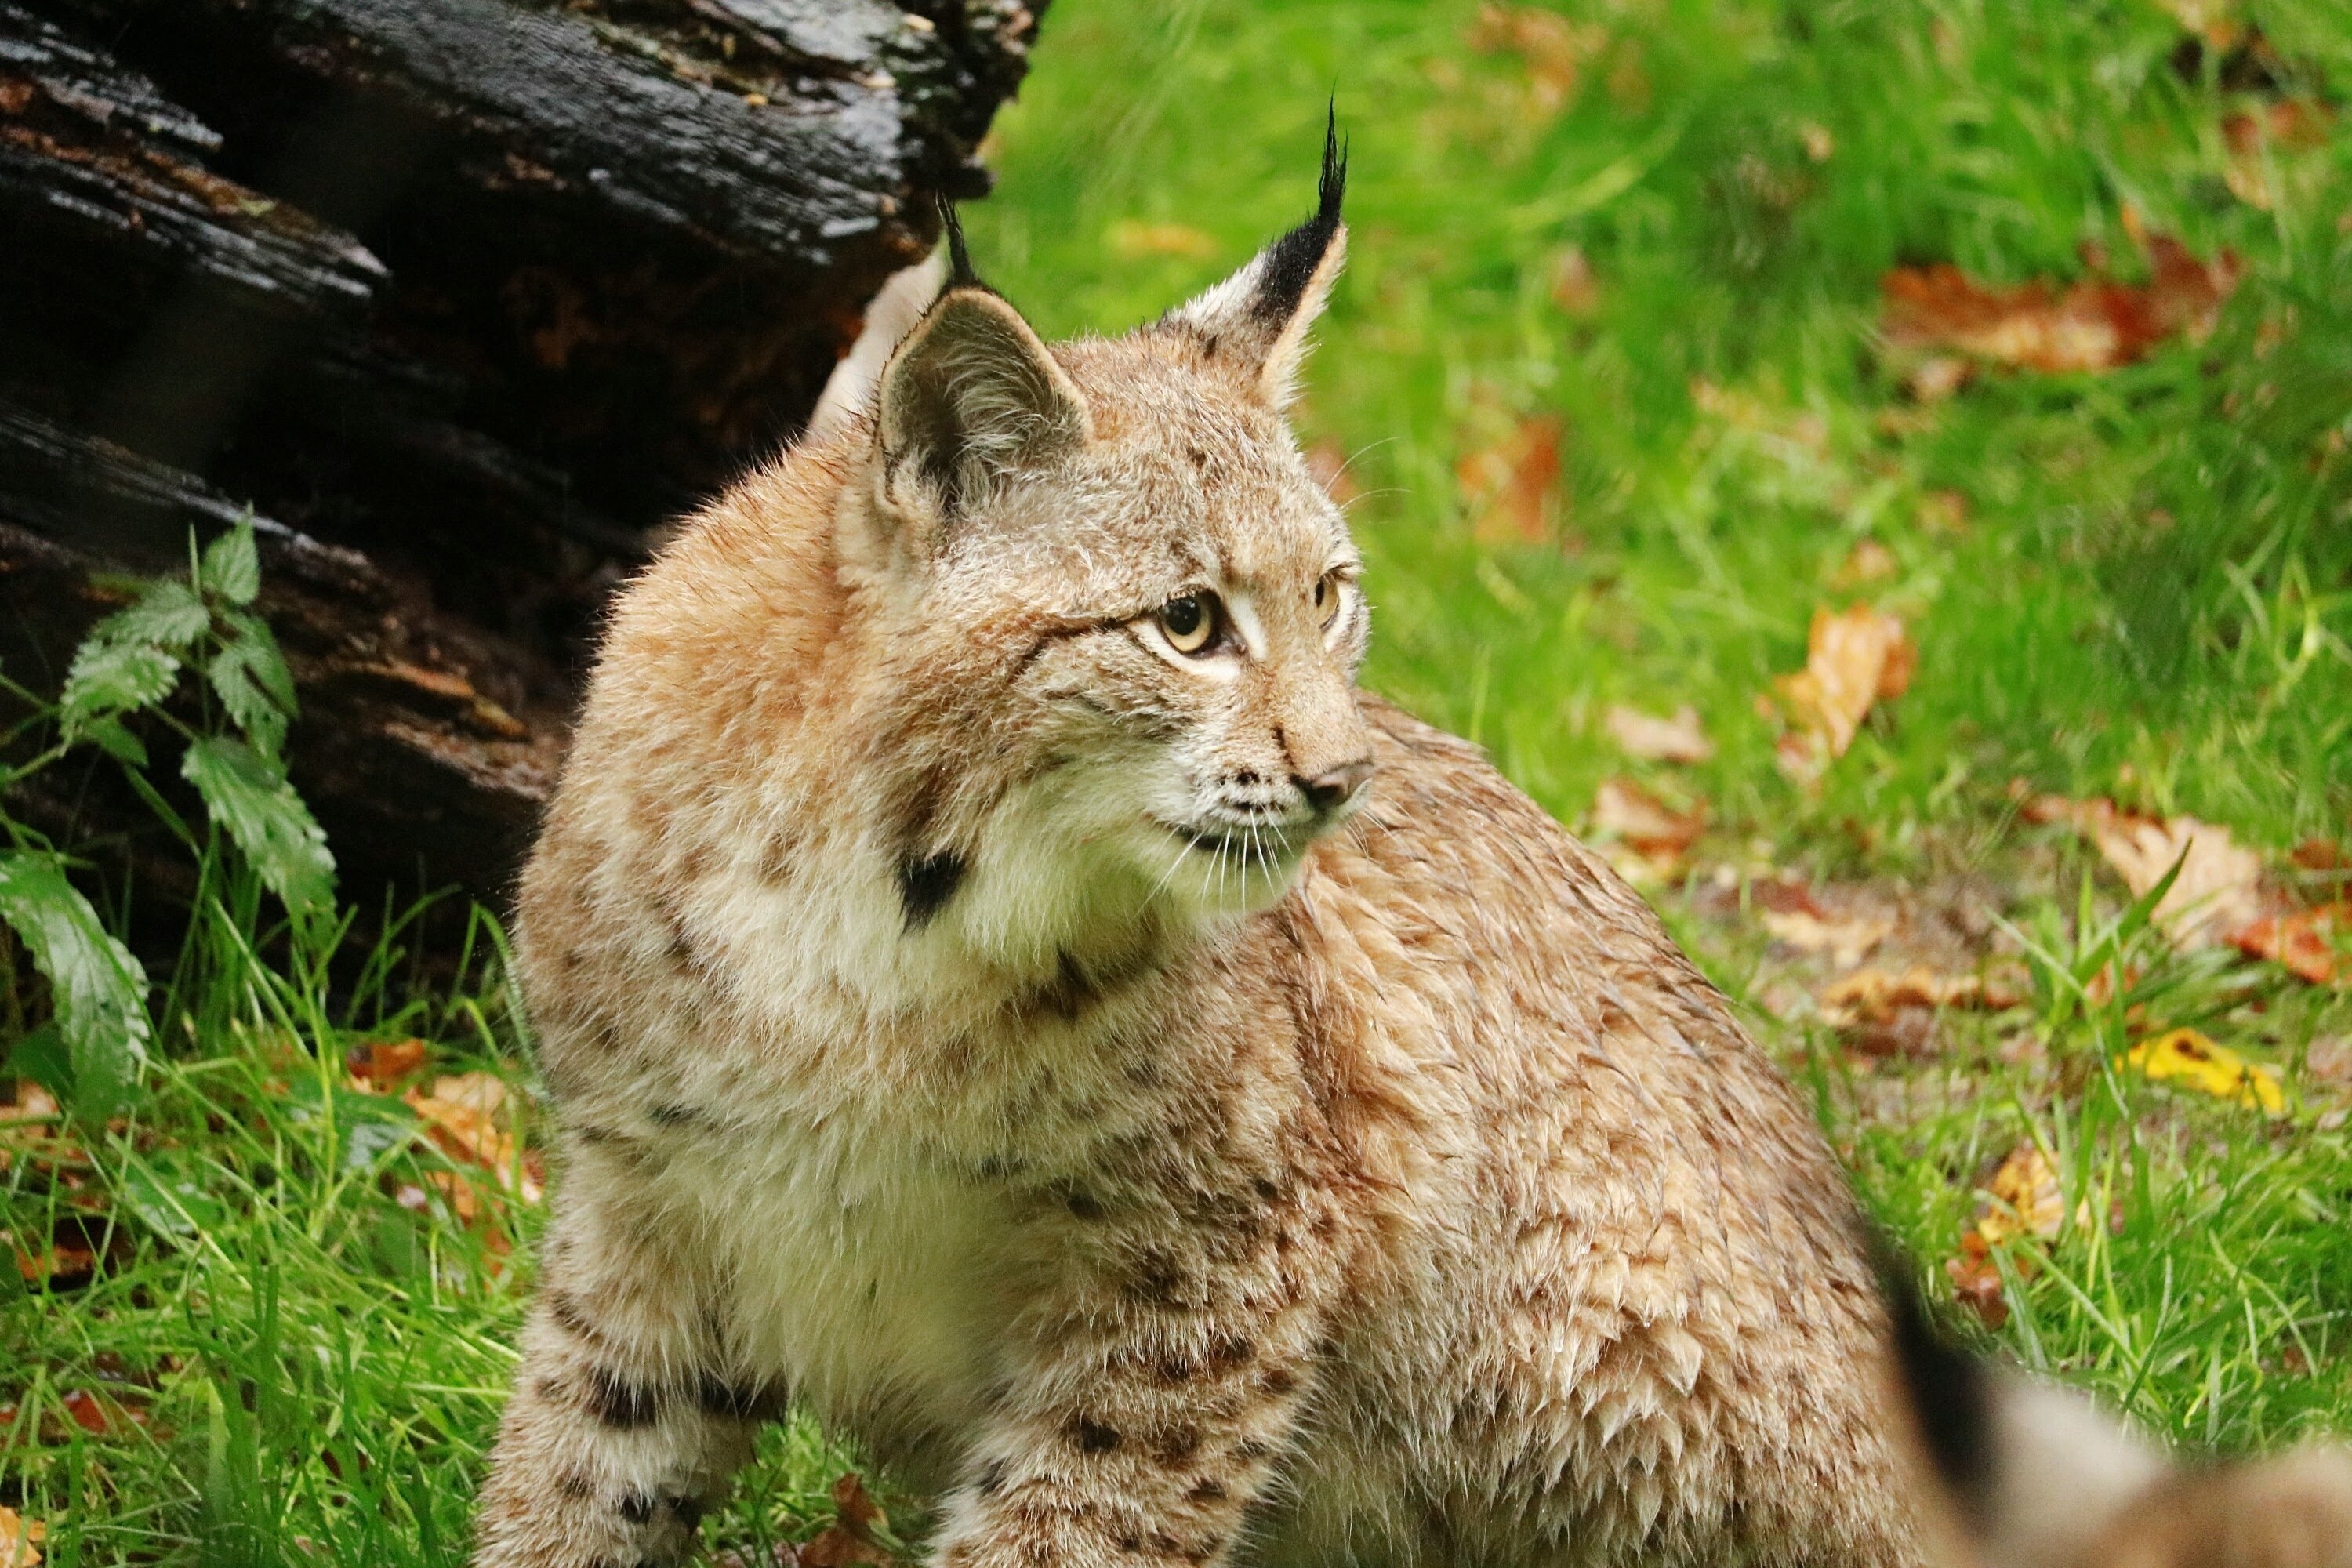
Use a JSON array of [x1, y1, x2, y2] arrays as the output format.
[[7, 0, 2352, 1559]]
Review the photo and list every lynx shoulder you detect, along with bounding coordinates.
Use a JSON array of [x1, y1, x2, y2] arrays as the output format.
[[473, 125, 1925, 1568]]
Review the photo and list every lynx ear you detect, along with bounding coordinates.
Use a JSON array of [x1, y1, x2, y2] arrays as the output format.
[[1166, 110, 1348, 410], [873, 260, 1091, 535]]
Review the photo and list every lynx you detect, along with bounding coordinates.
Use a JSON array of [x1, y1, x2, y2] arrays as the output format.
[[474, 125, 1923, 1568], [1886, 1276, 2352, 1568]]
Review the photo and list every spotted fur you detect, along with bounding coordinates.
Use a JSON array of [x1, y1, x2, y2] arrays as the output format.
[[472, 136, 1922, 1568]]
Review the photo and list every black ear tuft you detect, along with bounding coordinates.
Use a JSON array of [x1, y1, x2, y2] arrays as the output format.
[[1251, 104, 1349, 324], [939, 195, 981, 290], [1877, 1237, 1998, 1523]]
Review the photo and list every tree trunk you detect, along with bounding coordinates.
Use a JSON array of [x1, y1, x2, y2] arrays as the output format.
[[0, 0, 1041, 910]]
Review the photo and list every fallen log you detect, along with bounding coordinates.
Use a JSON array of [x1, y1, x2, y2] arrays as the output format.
[[0, 0, 1043, 912]]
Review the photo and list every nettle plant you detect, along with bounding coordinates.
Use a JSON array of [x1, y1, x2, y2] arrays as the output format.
[[1, 521, 334, 1121]]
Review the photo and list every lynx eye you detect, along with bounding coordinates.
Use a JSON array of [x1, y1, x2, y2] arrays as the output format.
[[1157, 593, 1218, 655], [1313, 572, 1344, 629]]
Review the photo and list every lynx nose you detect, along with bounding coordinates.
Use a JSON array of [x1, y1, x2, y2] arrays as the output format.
[[1298, 758, 1374, 816]]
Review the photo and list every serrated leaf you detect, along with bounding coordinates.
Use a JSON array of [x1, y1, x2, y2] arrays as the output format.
[[216, 611, 296, 710], [60, 638, 179, 733], [180, 736, 336, 916], [0, 852, 151, 1122], [207, 640, 289, 760], [199, 518, 262, 606], [82, 717, 149, 768], [96, 578, 211, 652]]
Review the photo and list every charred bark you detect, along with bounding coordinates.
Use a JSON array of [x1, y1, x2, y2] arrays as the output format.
[[0, 0, 1041, 909]]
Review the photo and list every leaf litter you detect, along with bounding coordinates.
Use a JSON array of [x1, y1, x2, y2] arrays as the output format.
[[1773, 604, 1915, 780], [1604, 703, 1712, 764], [1881, 231, 2240, 377]]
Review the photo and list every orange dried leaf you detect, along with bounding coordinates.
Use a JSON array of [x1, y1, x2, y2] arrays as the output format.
[[2231, 902, 2349, 987], [0, 1506, 44, 1568], [1881, 234, 2239, 375], [1465, 5, 1601, 118], [1590, 777, 1706, 877], [404, 1073, 541, 1203], [346, 1038, 428, 1092], [1548, 244, 1600, 315], [2029, 797, 2270, 950], [1773, 604, 1915, 770], [1457, 415, 1563, 545], [1831, 539, 1900, 589], [1602, 703, 1713, 764], [1819, 965, 2022, 1023], [1976, 1144, 2065, 1247], [1944, 1248, 2009, 1330], [1759, 908, 1892, 969]]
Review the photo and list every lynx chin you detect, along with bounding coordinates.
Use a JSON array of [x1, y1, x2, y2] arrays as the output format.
[[475, 122, 1926, 1568]]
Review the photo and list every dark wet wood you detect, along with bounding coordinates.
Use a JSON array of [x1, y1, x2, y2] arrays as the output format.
[[0, 0, 1040, 912]]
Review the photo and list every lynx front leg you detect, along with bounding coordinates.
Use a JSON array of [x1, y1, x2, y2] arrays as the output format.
[[930, 1173, 1347, 1568], [474, 1182, 781, 1568]]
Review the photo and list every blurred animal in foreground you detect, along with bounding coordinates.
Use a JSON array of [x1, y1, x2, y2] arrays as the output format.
[[1886, 1270, 2352, 1568]]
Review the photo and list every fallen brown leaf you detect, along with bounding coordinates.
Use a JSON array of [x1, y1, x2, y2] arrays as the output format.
[[0, 1505, 44, 1568], [1976, 1144, 2065, 1247], [1946, 1245, 2009, 1330], [404, 1073, 541, 1204], [798, 1474, 895, 1568], [347, 1038, 428, 1092], [1465, 4, 1602, 118], [1457, 414, 1564, 546], [1590, 777, 1706, 878], [1820, 964, 2024, 1025], [2025, 796, 2270, 950], [1548, 244, 1600, 315], [1760, 906, 1893, 969], [1773, 604, 1916, 776], [1831, 539, 1900, 589], [2223, 99, 2335, 209], [2232, 902, 2349, 986], [1881, 234, 2240, 375], [1603, 703, 1713, 764]]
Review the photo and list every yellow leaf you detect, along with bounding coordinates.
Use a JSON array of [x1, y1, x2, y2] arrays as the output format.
[[1974, 1144, 2064, 1247], [2125, 1028, 2285, 1116], [0, 1507, 45, 1568]]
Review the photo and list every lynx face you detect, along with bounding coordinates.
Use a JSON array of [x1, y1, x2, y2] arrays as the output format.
[[833, 139, 1375, 960]]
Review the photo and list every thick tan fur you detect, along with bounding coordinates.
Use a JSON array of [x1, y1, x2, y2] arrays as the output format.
[[474, 166, 1922, 1568]]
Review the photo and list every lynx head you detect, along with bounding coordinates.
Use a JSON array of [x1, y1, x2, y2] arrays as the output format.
[[831, 118, 1371, 964]]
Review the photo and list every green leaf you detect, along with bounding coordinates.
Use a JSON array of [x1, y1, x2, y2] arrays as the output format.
[[97, 577, 211, 652], [4, 1021, 71, 1102], [82, 716, 150, 768], [118, 1150, 231, 1240], [199, 518, 262, 606], [216, 611, 296, 710], [281, 1078, 418, 1172], [60, 637, 180, 734], [0, 851, 151, 1121], [209, 610, 296, 757], [180, 735, 336, 916], [207, 640, 289, 759]]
